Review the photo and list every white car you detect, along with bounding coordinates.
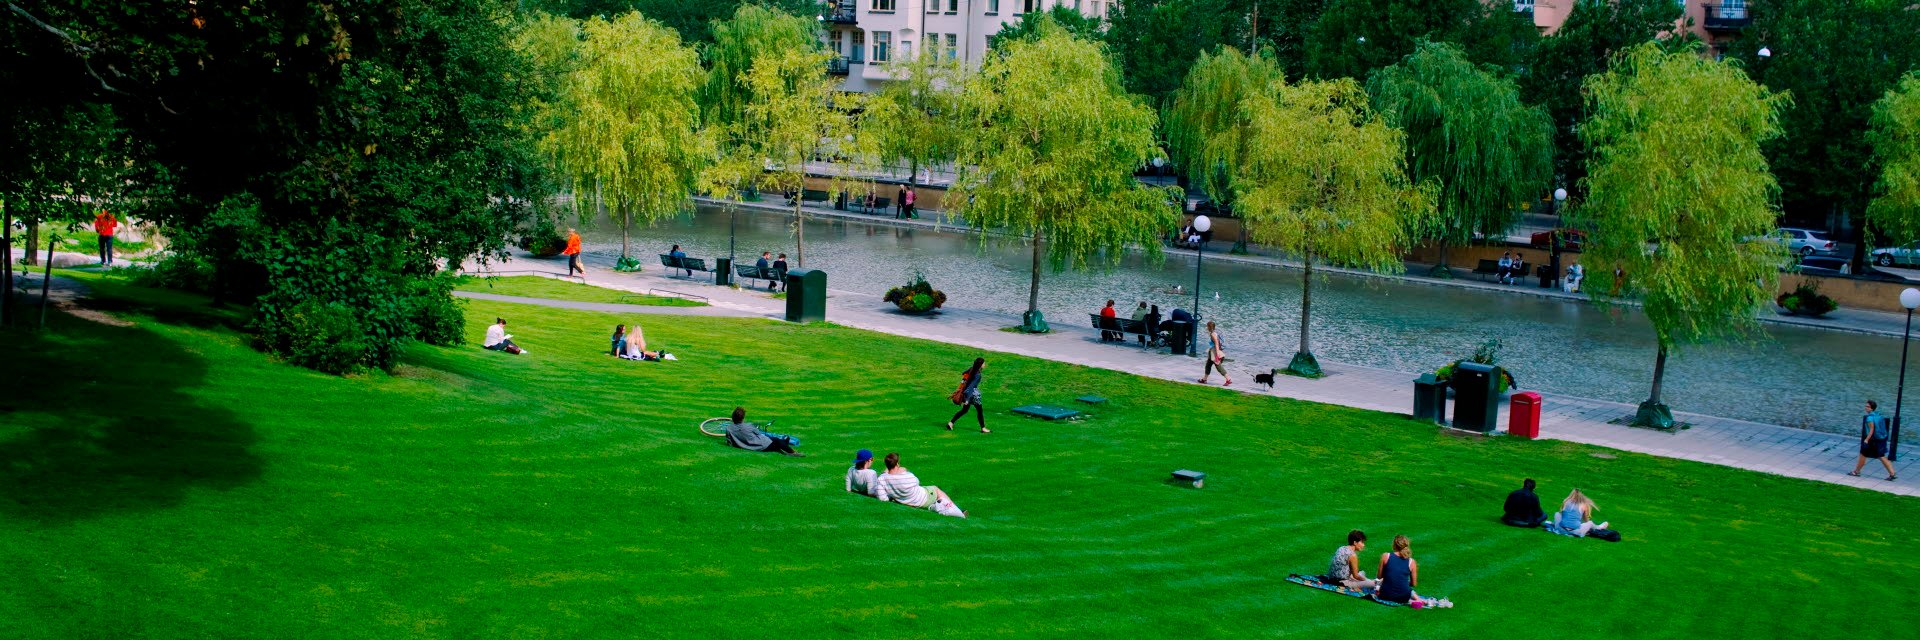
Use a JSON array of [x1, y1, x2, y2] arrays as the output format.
[[1762, 228, 1837, 256], [1874, 242, 1920, 267]]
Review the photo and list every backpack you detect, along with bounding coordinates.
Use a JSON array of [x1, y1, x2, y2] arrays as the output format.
[[1588, 528, 1622, 542]]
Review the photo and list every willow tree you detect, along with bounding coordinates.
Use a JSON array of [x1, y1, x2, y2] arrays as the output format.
[[532, 13, 708, 268], [1575, 43, 1788, 428], [1164, 46, 1287, 250], [862, 54, 966, 188], [1233, 78, 1436, 377], [715, 45, 855, 269], [1367, 41, 1552, 276], [1868, 73, 1920, 246], [950, 27, 1179, 333], [701, 5, 819, 130]]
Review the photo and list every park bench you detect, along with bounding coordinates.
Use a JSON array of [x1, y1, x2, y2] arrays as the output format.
[[856, 196, 892, 215], [789, 189, 832, 205], [659, 254, 712, 278], [1088, 314, 1157, 348], [734, 263, 785, 289], [1472, 259, 1527, 283]]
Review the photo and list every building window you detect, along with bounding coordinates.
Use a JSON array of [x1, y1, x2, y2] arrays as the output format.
[[873, 31, 891, 63], [852, 31, 866, 63], [1722, 0, 1746, 18], [1022, 0, 1043, 13], [1513, 0, 1534, 11], [987, 0, 1000, 14], [901, 40, 913, 61], [872, 0, 895, 12], [928, 0, 937, 13], [948, 0, 959, 13], [946, 33, 958, 59], [828, 30, 844, 56]]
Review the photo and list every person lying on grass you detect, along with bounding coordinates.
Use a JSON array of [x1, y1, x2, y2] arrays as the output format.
[[1547, 489, 1610, 537], [874, 452, 965, 518], [846, 449, 879, 498], [1327, 530, 1377, 592], [723, 406, 801, 457], [618, 323, 671, 361]]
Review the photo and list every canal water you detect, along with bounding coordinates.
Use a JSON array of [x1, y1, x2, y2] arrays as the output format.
[[582, 204, 1899, 437]]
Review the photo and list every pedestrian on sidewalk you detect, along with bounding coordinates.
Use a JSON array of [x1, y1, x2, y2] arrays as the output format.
[[896, 184, 908, 219], [92, 210, 118, 265], [903, 186, 917, 219], [563, 228, 584, 276], [946, 356, 990, 433], [1850, 400, 1898, 481], [1198, 321, 1231, 386]]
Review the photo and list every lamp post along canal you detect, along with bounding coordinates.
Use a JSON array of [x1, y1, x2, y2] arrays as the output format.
[[1190, 213, 1210, 357], [1549, 187, 1567, 289], [1896, 287, 1920, 460]]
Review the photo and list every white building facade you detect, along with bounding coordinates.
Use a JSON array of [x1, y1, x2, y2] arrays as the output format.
[[821, 0, 1112, 92]]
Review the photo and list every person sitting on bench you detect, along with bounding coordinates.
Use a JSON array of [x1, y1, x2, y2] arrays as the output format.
[[846, 449, 880, 498], [669, 244, 691, 276], [874, 452, 965, 518], [1141, 304, 1161, 346], [1099, 299, 1121, 342], [1502, 478, 1547, 527], [483, 318, 526, 355], [1497, 251, 1515, 285], [1327, 530, 1377, 592], [1547, 489, 1610, 537], [756, 251, 775, 290], [723, 406, 801, 457]]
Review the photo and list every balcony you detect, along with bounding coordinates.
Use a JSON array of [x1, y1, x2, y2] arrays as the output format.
[[1512, 1, 1533, 14], [826, 1, 858, 24], [1701, 4, 1751, 32], [827, 56, 851, 76]]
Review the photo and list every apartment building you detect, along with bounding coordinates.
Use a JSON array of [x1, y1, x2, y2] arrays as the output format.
[[1513, 0, 1748, 55], [821, 0, 1112, 92]]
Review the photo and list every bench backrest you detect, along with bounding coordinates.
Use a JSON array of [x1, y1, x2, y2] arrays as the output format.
[[1089, 314, 1149, 333]]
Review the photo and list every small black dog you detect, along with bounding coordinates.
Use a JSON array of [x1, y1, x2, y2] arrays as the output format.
[[1253, 370, 1277, 388]]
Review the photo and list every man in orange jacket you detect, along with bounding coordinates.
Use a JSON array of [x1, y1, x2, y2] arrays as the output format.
[[562, 227, 583, 276], [93, 210, 118, 265]]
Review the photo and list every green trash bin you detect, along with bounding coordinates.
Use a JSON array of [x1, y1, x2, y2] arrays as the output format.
[[714, 257, 733, 287], [1450, 362, 1502, 433], [785, 268, 826, 323]]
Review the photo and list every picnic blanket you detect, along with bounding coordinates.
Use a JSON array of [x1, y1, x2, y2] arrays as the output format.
[[1284, 574, 1453, 609]]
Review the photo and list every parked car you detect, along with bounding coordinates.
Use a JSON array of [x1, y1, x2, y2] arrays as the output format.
[[1795, 255, 1852, 277], [1528, 229, 1586, 252], [1874, 241, 1920, 267], [1758, 228, 1838, 256]]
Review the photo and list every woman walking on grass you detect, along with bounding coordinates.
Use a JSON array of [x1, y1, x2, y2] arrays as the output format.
[[947, 357, 991, 433], [1198, 321, 1231, 386]]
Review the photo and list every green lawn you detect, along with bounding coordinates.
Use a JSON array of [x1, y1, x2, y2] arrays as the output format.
[[455, 275, 706, 306], [3, 276, 1916, 638]]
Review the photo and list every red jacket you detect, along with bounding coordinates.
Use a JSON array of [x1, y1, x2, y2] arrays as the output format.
[[1100, 306, 1116, 318], [93, 211, 118, 237], [562, 232, 581, 256]]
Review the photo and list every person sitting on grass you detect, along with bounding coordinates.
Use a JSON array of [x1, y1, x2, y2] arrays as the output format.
[[1374, 535, 1421, 605], [846, 449, 880, 498], [875, 452, 965, 518], [483, 318, 526, 355], [1502, 478, 1547, 528], [723, 406, 801, 457], [1327, 530, 1376, 592], [1547, 489, 1609, 537], [619, 323, 672, 361], [610, 324, 627, 357]]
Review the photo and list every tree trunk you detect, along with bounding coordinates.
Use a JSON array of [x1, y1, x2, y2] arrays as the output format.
[[620, 213, 630, 260], [2, 205, 13, 326], [794, 194, 806, 268], [909, 160, 918, 187], [1437, 242, 1449, 269], [1647, 343, 1669, 406], [22, 224, 38, 267], [1297, 251, 1314, 357], [1028, 230, 1043, 316]]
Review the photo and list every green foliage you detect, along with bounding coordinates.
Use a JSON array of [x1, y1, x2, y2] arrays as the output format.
[[883, 273, 947, 312], [1368, 42, 1552, 251], [1165, 47, 1288, 204], [128, 252, 216, 293], [700, 5, 821, 131], [861, 55, 967, 187], [949, 26, 1180, 316], [1433, 339, 1514, 391], [1107, 0, 1329, 99], [1776, 281, 1838, 317], [1305, 0, 1536, 81], [988, 6, 1106, 51], [1520, 0, 1683, 196], [259, 300, 376, 375], [405, 279, 470, 347], [1576, 43, 1788, 348], [1868, 73, 1920, 246], [525, 12, 710, 259], [523, 0, 825, 45]]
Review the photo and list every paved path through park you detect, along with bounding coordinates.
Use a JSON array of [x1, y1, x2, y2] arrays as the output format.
[[472, 254, 1920, 498]]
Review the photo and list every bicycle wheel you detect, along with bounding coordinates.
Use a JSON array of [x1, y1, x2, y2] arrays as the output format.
[[698, 417, 730, 438]]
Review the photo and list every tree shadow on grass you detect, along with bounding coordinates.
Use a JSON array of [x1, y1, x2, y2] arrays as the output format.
[[0, 309, 262, 523]]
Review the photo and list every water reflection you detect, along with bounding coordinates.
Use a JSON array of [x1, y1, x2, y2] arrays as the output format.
[[580, 205, 1898, 435]]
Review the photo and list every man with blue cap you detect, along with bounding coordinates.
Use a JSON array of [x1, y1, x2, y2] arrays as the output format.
[[846, 449, 879, 497]]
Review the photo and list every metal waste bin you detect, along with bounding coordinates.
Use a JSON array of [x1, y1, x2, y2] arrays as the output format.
[[714, 257, 733, 287], [1164, 320, 1193, 355], [1413, 374, 1448, 425], [1537, 265, 1554, 288], [1450, 362, 1503, 433], [1509, 391, 1542, 439], [784, 268, 826, 323]]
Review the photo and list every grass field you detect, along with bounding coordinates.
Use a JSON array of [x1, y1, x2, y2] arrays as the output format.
[[3, 274, 1917, 638], [454, 275, 706, 306]]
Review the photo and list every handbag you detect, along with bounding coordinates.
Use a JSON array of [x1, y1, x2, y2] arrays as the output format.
[[950, 372, 971, 405]]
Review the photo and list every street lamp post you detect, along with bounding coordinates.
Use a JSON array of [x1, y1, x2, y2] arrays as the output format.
[[1190, 213, 1211, 357], [1895, 288, 1920, 460], [1549, 187, 1567, 289]]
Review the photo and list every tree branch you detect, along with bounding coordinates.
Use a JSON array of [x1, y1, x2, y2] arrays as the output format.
[[6, 1, 146, 103]]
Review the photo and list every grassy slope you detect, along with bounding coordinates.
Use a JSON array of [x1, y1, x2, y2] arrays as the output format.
[[1, 277, 1915, 639], [455, 275, 706, 306]]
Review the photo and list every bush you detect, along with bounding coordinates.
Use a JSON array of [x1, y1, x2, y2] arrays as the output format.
[[1434, 339, 1517, 393], [406, 291, 467, 347], [883, 271, 947, 313], [1777, 282, 1837, 317], [518, 233, 567, 258], [129, 252, 215, 293], [258, 300, 373, 375]]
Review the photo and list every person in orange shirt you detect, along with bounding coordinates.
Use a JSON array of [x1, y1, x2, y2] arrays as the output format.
[[93, 210, 118, 265], [562, 227, 583, 276]]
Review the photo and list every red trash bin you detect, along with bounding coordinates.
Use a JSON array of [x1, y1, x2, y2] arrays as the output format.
[[1509, 391, 1542, 439]]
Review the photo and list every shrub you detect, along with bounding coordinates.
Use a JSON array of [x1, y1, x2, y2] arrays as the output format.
[[406, 291, 467, 347], [129, 252, 215, 293], [518, 233, 566, 258], [1776, 282, 1837, 317], [883, 271, 947, 313], [258, 300, 373, 375], [1434, 339, 1517, 393]]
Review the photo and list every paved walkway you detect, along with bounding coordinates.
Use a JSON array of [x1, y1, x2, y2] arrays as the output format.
[[471, 253, 1920, 497]]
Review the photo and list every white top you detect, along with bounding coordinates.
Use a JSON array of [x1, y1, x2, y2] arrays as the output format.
[[484, 324, 508, 347], [875, 469, 928, 507], [845, 467, 878, 497]]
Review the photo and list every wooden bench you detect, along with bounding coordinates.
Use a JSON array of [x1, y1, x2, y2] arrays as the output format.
[[788, 189, 832, 205], [1089, 314, 1157, 348], [658, 254, 712, 278], [1472, 259, 1527, 283], [856, 196, 892, 215], [734, 263, 785, 289]]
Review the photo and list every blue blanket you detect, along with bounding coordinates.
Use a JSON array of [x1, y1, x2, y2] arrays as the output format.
[[1284, 574, 1402, 607]]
